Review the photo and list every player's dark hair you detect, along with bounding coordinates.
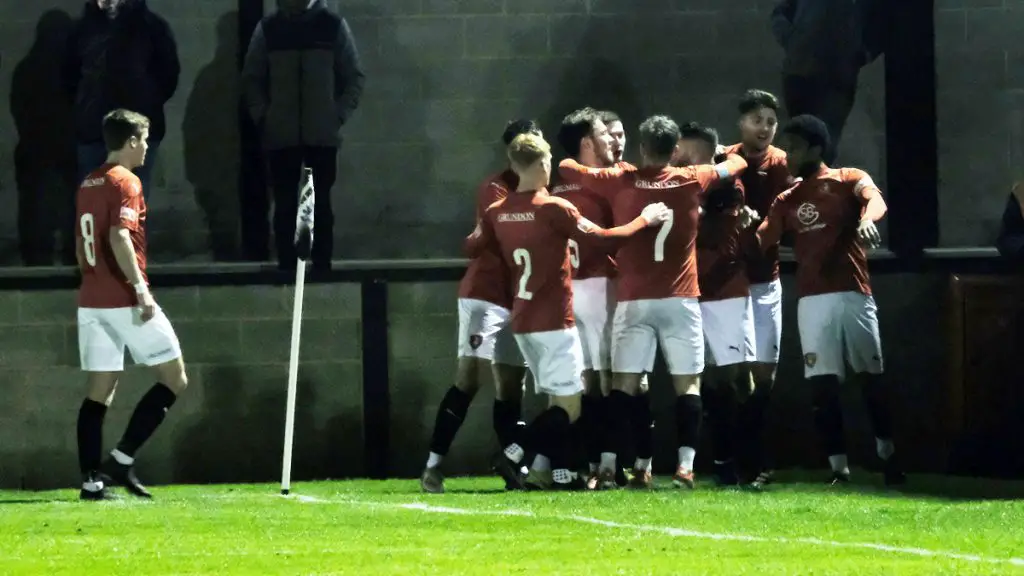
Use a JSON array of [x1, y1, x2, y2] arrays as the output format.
[[638, 115, 681, 161], [556, 107, 600, 157], [598, 110, 621, 125], [737, 89, 780, 115], [502, 119, 541, 146], [678, 121, 719, 150], [102, 109, 150, 152], [781, 115, 831, 154]]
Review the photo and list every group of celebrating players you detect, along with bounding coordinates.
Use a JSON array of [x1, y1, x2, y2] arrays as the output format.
[[420, 89, 906, 493], [63, 94, 903, 501]]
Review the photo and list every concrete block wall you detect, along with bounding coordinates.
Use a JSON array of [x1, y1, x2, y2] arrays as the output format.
[[0, 0, 885, 265], [935, 0, 1024, 245], [0, 270, 950, 489], [0, 283, 363, 489], [386, 272, 948, 479]]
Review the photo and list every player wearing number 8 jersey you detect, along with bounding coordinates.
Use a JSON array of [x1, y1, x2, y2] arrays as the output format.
[[558, 115, 748, 490], [757, 115, 904, 486], [74, 109, 189, 501], [466, 132, 670, 490]]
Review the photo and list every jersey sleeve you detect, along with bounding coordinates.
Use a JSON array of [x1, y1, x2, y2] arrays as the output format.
[[476, 179, 510, 220], [842, 168, 887, 221], [756, 194, 789, 249], [546, 198, 649, 240], [114, 176, 143, 231], [464, 213, 499, 259], [685, 154, 749, 192], [557, 158, 630, 196]]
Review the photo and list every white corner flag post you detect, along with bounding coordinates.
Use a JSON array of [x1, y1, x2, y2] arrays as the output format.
[[281, 166, 315, 496]]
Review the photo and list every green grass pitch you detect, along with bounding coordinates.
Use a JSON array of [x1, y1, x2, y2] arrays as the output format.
[[2, 472, 1023, 575]]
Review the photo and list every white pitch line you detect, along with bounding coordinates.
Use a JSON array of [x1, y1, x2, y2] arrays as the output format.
[[282, 495, 1024, 567]]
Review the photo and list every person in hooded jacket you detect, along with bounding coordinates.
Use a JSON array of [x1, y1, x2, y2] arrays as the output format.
[[242, 0, 365, 272], [63, 0, 180, 199]]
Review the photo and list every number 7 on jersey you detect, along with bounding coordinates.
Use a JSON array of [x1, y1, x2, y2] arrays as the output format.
[[653, 209, 674, 262]]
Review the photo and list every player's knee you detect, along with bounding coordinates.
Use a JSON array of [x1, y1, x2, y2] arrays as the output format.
[[612, 372, 643, 395], [551, 393, 582, 423], [750, 362, 777, 385], [637, 372, 650, 394], [86, 374, 119, 405], [598, 370, 613, 396], [492, 363, 525, 401], [672, 374, 701, 396], [155, 358, 188, 394], [581, 369, 601, 395], [858, 372, 885, 400], [810, 375, 840, 407]]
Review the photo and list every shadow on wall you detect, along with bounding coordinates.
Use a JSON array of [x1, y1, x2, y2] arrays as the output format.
[[171, 363, 362, 484], [10, 9, 77, 267], [333, 1, 438, 259], [183, 11, 242, 262]]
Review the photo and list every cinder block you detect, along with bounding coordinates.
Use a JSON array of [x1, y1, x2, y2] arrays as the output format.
[[0, 325, 67, 368], [388, 282, 459, 316], [591, 0, 673, 14], [506, 0, 587, 14], [389, 314, 456, 360], [965, 8, 1020, 52], [198, 285, 288, 319], [380, 17, 465, 59], [0, 292, 20, 326], [175, 320, 243, 364], [422, 0, 503, 15], [299, 283, 362, 320]]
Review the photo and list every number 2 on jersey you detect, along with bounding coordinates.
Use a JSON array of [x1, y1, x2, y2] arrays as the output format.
[[653, 209, 674, 262], [512, 248, 533, 300], [80, 213, 97, 267]]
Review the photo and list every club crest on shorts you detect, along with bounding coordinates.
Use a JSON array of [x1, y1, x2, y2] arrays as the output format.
[[469, 334, 483, 350], [804, 353, 817, 367]]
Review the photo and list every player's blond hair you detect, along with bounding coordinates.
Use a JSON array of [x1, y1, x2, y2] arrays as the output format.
[[507, 133, 551, 169]]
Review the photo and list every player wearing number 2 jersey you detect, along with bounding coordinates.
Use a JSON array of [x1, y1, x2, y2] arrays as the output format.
[[74, 109, 189, 501], [466, 133, 670, 491], [421, 120, 538, 494], [558, 115, 748, 490], [757, 115, 904, 487]]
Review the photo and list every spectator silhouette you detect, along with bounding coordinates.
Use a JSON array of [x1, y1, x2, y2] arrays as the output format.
[[63, 0, 180, 199], [11, 10, 77, 266], [997, 182, 1024, 261], [770, 0, 885, 164], [242, 0, 365, 272], [184, 12, 241, 261]]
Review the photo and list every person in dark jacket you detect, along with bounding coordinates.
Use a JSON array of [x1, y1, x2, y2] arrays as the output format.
[[63, 0, 180, 199], [997, 183, 1024, 260], [770, 0, 884, 165], [242, 0, 365, 272]]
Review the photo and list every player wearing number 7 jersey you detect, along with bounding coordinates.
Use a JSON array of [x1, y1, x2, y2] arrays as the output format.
[[466, 132, 670, 490], [558, 115, 748, 490], [74, 109, 189, 501]]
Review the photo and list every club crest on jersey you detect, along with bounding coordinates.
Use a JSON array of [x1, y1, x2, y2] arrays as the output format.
[[804, 353, 817, 367], [469, 335, 483, 350]]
